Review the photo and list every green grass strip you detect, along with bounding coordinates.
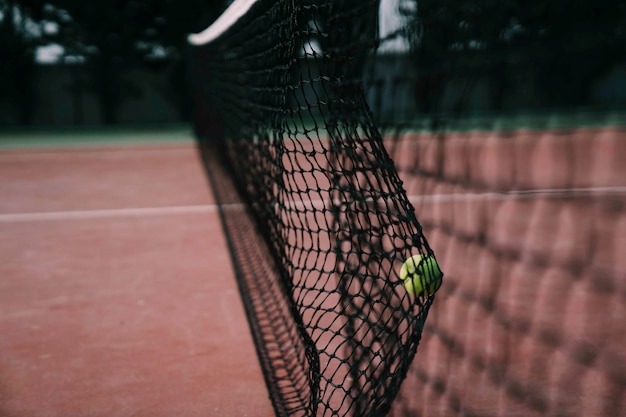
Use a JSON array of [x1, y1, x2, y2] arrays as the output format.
[[0, 124, 195, 149]]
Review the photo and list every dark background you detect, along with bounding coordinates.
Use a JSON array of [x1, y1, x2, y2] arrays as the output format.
[[0, 0, 229, 127], [1, 0, 625, 127]]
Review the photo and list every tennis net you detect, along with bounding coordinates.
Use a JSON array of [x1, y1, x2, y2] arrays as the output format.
[[189, 1, 439, 416], [189, 0, 626, 416]]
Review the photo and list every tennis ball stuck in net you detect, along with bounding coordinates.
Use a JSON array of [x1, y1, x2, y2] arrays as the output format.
[[400, 254, 443, 296]]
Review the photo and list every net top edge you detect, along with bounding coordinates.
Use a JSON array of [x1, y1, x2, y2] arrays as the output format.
[[187, 0, 260, 46]]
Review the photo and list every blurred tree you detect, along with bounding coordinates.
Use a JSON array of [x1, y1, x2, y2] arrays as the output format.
[[409, 0, 515, 114], [411, 0, 626, 114], [511, 1, 626, 107], [0, 0, 47, 124], [151, 0, 229, 120], [38, 0, 226, 124]]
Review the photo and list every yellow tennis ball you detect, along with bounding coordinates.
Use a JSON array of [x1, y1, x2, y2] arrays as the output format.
[[400, 254, 443, 296]]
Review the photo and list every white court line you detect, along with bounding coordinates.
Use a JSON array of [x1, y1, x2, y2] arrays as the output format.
[[282, 186, 626, 209], [0, 204, 242, 223], [1, 186, 624, 223], [408, 186, 626, 203]]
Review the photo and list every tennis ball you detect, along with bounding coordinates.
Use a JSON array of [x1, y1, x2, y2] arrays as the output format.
[[400, 254, 442, 296]]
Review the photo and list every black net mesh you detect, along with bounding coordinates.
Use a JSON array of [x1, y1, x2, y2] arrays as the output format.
[[189, 0, 626, 416], [192, 1, 437, 416]]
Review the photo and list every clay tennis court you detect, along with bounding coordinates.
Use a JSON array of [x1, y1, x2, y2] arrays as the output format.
[[386, 124, 626, 417], [1, 125, 625, 416], [0, 130, 274, 417]]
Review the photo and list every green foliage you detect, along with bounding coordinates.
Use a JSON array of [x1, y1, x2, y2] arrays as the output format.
[[411, 0, 626, 112], [42, 0, 226, 123], [0, 0, 50, 123], [48, 0, 227, 65]]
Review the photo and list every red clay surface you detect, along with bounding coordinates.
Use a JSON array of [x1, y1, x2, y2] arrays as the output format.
[[0, 144, 213, 213], [4, 126, 624, 417], [387, 126, 626, 417], [0, 142, 274, 417]]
